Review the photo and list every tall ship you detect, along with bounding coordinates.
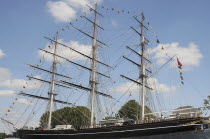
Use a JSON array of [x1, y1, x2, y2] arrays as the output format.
[[1, 3, 210, 139]]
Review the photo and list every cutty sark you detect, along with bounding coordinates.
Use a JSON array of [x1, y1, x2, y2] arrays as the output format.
[[2, 3, 210, 139]]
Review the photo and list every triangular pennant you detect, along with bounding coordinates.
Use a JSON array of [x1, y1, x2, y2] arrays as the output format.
[[177, 58, 183, 67]]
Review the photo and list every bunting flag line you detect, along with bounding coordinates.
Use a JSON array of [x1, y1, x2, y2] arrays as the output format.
[[43, 4, 185, 88], [177, 58, 184, 85], [53, 5, 149, 36]]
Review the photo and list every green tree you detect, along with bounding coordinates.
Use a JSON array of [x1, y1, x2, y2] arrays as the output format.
[[118, 100, 155, 120], [40, 106, 91, 129], [103, 116, 116, 120], [0, 133, 6, 139], [204, 96, 210, 109]]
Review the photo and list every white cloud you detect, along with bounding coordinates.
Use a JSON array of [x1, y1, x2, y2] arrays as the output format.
[[47, 1, 76, 22], [65, 0, 92, 8], [0, 67, 42, 90], [38, 40, 92, 62], [46, 0, 103, 22], [148, 78, 177, 93], [17, 99, 33, 105], [148, 42, 203, 71], [110, 78, 177, 94], [0, 78, 41, 90], [0, 49, 6, 58], [0, 68, 12, 81], [0, 90, 16, 96], [0, 56, 42, 90]]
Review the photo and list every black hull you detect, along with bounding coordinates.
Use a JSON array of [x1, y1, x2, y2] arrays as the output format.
[[17, 117, 206, 139]]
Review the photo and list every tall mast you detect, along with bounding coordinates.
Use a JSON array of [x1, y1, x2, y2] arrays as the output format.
[[47, 31, 58, 129], [90, 3, 98, 128], [140, 13, 146, 120]]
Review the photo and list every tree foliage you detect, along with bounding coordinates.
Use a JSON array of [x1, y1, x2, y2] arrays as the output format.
[[40, 106, 91, 129], [118, 100, 155, 120], [204, 96, 210, 109], [103, 116, 116, 120]]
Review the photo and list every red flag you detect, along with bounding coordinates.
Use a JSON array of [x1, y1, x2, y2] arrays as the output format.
[[177, 58, 182, 67]]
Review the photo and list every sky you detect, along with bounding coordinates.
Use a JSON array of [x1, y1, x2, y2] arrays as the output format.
[[0, 0, 210, 133]]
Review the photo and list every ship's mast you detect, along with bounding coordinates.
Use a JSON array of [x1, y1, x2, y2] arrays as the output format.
[[121, 13, 152, 121], [18, 7, 113, 129], [90, 3, 98, 128], [47, 31, 58, 129], [140, 13, 146, 120]]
